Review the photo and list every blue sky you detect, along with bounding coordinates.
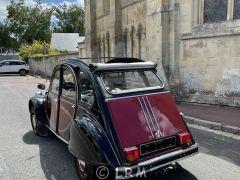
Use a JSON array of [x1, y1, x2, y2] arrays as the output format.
[[0, 0, 84, 22]]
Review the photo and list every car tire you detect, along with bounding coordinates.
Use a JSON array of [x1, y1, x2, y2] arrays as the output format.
[[30, 107, 48, 136], [19, 69, 27, 76], [74, 158, 95, 180]]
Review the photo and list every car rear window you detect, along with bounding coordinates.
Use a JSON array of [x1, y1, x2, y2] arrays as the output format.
[[101, 70, 164, 94]]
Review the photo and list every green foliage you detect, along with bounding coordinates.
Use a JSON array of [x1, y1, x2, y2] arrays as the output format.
[[19, 41, 63, 61], [0, 23, 19, 49], [53, 4, 85, 36], [6, 0, 53, 44]]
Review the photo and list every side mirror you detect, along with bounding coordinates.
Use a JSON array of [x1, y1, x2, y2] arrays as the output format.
[[37, 83, 46, 90]]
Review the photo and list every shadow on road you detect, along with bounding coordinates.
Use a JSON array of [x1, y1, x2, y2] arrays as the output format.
[[143, 164, 197, 180], [23, 131, 78, 180], [23, 131, 197, 180], [190, 127, 240, 166]]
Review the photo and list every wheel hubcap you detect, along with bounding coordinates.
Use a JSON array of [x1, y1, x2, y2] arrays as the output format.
[[20, 71, 26, 75]]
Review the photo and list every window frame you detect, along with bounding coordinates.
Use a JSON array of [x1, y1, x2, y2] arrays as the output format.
[[199, 0, 236, 24], [99, 69, 165, 95], [61, 66, 78, 102], [78, 69, 96, 108], [49, 67, 61, 96], [233, 0, 240, 19], [203, 0, 228, 23], [1, 61, 10, 66]]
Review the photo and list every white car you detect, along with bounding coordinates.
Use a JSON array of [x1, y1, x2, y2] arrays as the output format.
[[0, 60, 29, 76]]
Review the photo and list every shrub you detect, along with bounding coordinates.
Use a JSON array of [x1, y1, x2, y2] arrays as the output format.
[[19, 41, 65, 61]]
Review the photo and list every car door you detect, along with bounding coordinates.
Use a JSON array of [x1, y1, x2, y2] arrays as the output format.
[[45, 67, 61, 132], [0, 61, 10, 73], [9, 61, 23, 72], [58, 66, 77, 140]]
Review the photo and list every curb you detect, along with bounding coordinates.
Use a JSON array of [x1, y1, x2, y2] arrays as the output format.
[[184, 116, 240, 135]]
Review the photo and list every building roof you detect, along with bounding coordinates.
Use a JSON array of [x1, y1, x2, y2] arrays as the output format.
[[50, 33, 85, 52]]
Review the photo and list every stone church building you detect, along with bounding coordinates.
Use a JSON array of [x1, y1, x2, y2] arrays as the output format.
[[81, 0, 240, 107]]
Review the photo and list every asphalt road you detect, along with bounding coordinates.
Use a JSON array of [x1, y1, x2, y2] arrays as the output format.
[[0, 75, 239, 180]]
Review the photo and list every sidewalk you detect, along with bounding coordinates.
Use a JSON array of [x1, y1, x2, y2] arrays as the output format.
[[177, 103, 240, 135]]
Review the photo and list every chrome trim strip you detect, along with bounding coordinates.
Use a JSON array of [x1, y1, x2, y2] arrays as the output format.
[[145, 96, 162, 137], [138, 144, 198, 167], [116, 144, 199, 179], [138, 97, 154, 138], [92, 61, 157, 72], [46, 125, 69, 144], [141, 97, 157, 132], [105, 91, 171, 102]]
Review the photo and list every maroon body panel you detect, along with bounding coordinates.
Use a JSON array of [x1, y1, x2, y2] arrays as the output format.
[[107, 91, 187, 149], [47, 92, 59, 132], [58, 98, 75, 131]]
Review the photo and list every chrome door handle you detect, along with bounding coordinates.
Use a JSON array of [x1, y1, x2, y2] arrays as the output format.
[[54, 99, 58, 102]]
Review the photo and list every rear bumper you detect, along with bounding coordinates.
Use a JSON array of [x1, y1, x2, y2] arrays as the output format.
[[116, 143, 199, 179]]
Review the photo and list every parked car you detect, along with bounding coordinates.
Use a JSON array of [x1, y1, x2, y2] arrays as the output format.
[[0, 60, 29, 76], [28, 58, 198, 180]]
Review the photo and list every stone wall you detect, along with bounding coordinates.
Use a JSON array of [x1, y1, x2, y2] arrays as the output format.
[[78, 42, 87, 58], [0, 55, 19, 61], [28, 53, 79, 78], [179, 32, 240, 106]]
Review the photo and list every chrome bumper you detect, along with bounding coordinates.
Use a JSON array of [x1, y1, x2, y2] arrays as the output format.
[[116, 144, 199, 179]]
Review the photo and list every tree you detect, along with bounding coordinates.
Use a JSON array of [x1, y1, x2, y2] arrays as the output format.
[[6, 0, 53, 44], [0, 23, 19, 49], [53, 4, 85, 36]]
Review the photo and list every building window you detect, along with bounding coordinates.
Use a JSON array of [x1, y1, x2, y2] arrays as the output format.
[[204, 0, 228, 23], [234, 0, 240, 19], [103, 0, 110, 15]]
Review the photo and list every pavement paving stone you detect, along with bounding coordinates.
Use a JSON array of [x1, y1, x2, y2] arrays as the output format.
[[178, 103, 240, 128]]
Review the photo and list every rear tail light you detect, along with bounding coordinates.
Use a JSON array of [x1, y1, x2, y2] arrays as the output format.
[[123, 146, 139, 162], [179, 132, 191, 145]]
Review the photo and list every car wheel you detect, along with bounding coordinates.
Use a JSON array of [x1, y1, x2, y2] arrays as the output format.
[[19, 69, 27, 76], [74, 158, 94, 180], [30, 107, 48, 136]]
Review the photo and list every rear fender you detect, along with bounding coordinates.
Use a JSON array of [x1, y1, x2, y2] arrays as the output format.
[[69, 115, 120, 166]]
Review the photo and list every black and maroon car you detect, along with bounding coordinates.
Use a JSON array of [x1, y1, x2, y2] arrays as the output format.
[[28, 58, 198, 179]]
